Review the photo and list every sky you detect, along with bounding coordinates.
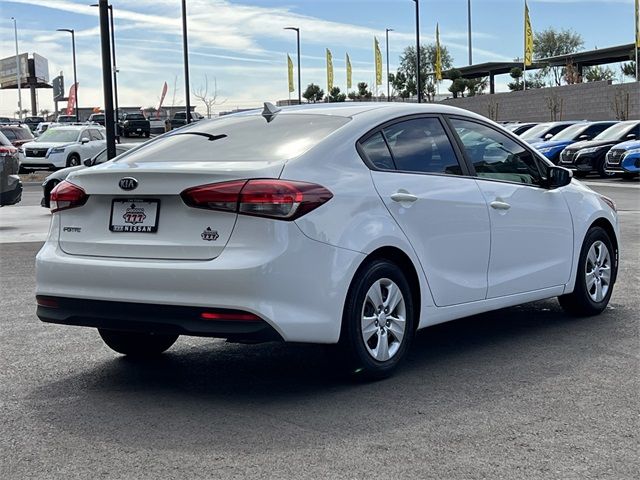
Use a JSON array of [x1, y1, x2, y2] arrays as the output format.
[[0, 0, 637, 117]]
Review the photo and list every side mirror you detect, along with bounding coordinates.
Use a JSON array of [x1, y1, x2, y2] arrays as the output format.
[[544, 133, 553, 140], [626, 133, 636, 140], [83, 158, 93, 167], [80, 137, 90, 144], [547, 166, 572, 189], [578, 134, 588, 140]]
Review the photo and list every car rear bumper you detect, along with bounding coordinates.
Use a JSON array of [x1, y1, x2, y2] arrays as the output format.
[[0, 176, 22, 206], [36, 216, 364, 343], [37, 296, 282, 342]]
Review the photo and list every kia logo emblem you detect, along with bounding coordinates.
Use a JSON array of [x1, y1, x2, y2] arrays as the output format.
[[119, 177, 138, 191]]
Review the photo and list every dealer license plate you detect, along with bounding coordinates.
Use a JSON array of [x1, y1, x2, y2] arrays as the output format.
[[110, 199, 159, 233]]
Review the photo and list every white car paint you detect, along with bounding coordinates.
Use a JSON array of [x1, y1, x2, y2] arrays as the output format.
[[36, 103, 619, 345], [20, 125, 106, 169]]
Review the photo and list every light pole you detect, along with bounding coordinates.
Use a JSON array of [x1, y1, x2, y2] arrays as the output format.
[[91, 3, 119, 128], [11, 17, 23, 120], [97, 0, 116, 159], [57, 28, 78, 119], [467, 0, 473, 65], [284, 27, 301, 104], [181, 0, 192, 123], [386, 28, 393, 100], [412, 0, 421, 103]]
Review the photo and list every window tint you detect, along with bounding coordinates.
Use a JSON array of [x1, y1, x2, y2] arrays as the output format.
[[583, 123, 614, 139], [382, 118, 461, 175], [451, 118, 543, 186], [1, 129, 17, 140], [546, 124, 571, 137], [360, 132, 394, 169], [117, 114, 350, 164]]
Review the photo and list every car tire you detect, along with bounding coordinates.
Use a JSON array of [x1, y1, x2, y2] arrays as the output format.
[[144, 131, 150, 138], [558, 226, 616, 316], [339, 259, 415, 380], [621, 173, 638, 180], [66, 154, 81, 167], [98, 329, 178, 357], [597, 158, 615, 178]]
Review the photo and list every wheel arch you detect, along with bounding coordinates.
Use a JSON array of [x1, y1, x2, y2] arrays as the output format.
[[344, 246, 422, 335], [589, 216, 619, 273]]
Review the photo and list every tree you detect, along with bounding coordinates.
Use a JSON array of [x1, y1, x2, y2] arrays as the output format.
[[397, 43, 453, 100], [39, 108, 50, 118], [327, 86, 346, 102], [446, 69, 466, 98], [534, 28, 584, 86], [192, 74, 225, 118], [583, 66, 615, 82], [303, 83, 324, 103], [466, 77, 487, 96], [508, 67, 523, 91], [621, 62, 636, 79], [525, 71, 546, 89]]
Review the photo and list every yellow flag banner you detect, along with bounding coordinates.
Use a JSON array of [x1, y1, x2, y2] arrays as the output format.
[[435, 24, 442, 81], [524, 1, 534, 66], [346, 53, 352, 89], [636, 0, 639, 48], [287, 54, 294, 93], [326, 48, 334, 92], [374, 37, 383, 86]]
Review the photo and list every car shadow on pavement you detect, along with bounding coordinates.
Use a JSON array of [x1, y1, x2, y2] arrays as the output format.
[[25, 297, 624, 455]]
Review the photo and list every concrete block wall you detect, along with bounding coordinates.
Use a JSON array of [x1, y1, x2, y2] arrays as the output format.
[[441, 81, 639, 122]]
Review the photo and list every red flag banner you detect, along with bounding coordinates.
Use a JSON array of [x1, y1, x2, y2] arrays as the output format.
[[157, 81, 168, 119], [66, 83, 78, 116]]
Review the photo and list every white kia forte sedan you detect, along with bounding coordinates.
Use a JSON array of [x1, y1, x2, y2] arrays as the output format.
[[36, 103, 619, 378]]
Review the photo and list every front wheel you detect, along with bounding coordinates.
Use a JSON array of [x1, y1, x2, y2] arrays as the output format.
[[340, 259, 415, 379], [558, 226, 616, 316], [597, 159, 616, 178], [98, 329, 178, 357], [66, 154, 81, 167]]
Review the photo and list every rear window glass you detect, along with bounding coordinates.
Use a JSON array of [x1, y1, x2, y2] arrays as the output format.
[[117, 113, 350, 163], [125, 114, 146, 120]]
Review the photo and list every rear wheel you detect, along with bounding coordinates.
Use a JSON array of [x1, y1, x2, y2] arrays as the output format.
[[558, 226, 616, 316], [98, 329, 178, 357], [339, 259, 415, 379]]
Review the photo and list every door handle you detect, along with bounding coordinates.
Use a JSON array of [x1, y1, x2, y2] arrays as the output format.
[[390, 191, 418, 203], [490, 200, 511, 210]]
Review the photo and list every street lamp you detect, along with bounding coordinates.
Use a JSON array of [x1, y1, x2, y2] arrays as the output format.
[[181, 0, 192, 124], [386, 28, 393, 100], [412, 0, 421, 103], [284, 27, 301, 104], [56, 28, 78, 118], [91, 3, 119, 126], [10, 17, 23, 120], [467, 0, 473, 65]]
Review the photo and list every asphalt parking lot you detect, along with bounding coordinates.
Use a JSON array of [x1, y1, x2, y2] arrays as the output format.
[[0, 177, 638, 479]]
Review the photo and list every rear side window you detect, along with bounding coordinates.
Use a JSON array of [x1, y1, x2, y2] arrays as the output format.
[[117, 114, 350, 163], [382, 118, 462, 175], [1, 129, 16, 140], [360, 132, 394, 170]]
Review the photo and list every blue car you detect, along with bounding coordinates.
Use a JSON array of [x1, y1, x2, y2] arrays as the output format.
[[532, 121, 617, 164], [605, 140, 640, 178]]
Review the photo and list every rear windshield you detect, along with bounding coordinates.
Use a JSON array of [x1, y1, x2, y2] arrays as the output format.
[[117, 113, 350, 163], [125, 114, 146, 120]]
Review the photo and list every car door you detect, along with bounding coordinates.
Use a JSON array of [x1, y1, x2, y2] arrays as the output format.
[[448, 117, 573, 298], [361, 116, 491, 307], [88, 129, 106, 156]]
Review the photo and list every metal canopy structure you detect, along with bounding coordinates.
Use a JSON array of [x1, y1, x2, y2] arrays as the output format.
[[452, 43, 635, 94]]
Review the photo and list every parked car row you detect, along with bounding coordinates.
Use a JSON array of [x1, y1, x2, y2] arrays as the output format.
[[506, 120, 639, 178]]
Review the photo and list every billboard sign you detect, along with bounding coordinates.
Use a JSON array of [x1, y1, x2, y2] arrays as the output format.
[[0, 53, 28, 88], [52, 75, 64, 101], [32, 53, 49, 83]]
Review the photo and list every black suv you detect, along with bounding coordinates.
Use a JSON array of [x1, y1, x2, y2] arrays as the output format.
[[559, 121, 640, 177], [118, 113, 150, 137], [24, 116, 45, 132]]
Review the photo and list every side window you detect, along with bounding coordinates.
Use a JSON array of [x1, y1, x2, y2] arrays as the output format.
[[382, 118, 462, 175], [547, 125, 569, 137], [89, 129, 103, 141], [583, 124, 610, 139], [94, 150, 108, 164], [450, 118, 544, 186], [360, 132, 394, 170]]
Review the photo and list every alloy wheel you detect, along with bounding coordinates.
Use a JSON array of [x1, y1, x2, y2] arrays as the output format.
[[585, 240, 611, 303]]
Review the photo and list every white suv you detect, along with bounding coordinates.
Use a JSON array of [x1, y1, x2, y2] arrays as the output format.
[[20, 125, 106, 171]]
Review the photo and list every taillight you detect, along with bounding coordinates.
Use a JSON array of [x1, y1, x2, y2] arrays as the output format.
[[181, 179, 333, 220], [50, 180, 88, 213], [0, 146, 17, 157]]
